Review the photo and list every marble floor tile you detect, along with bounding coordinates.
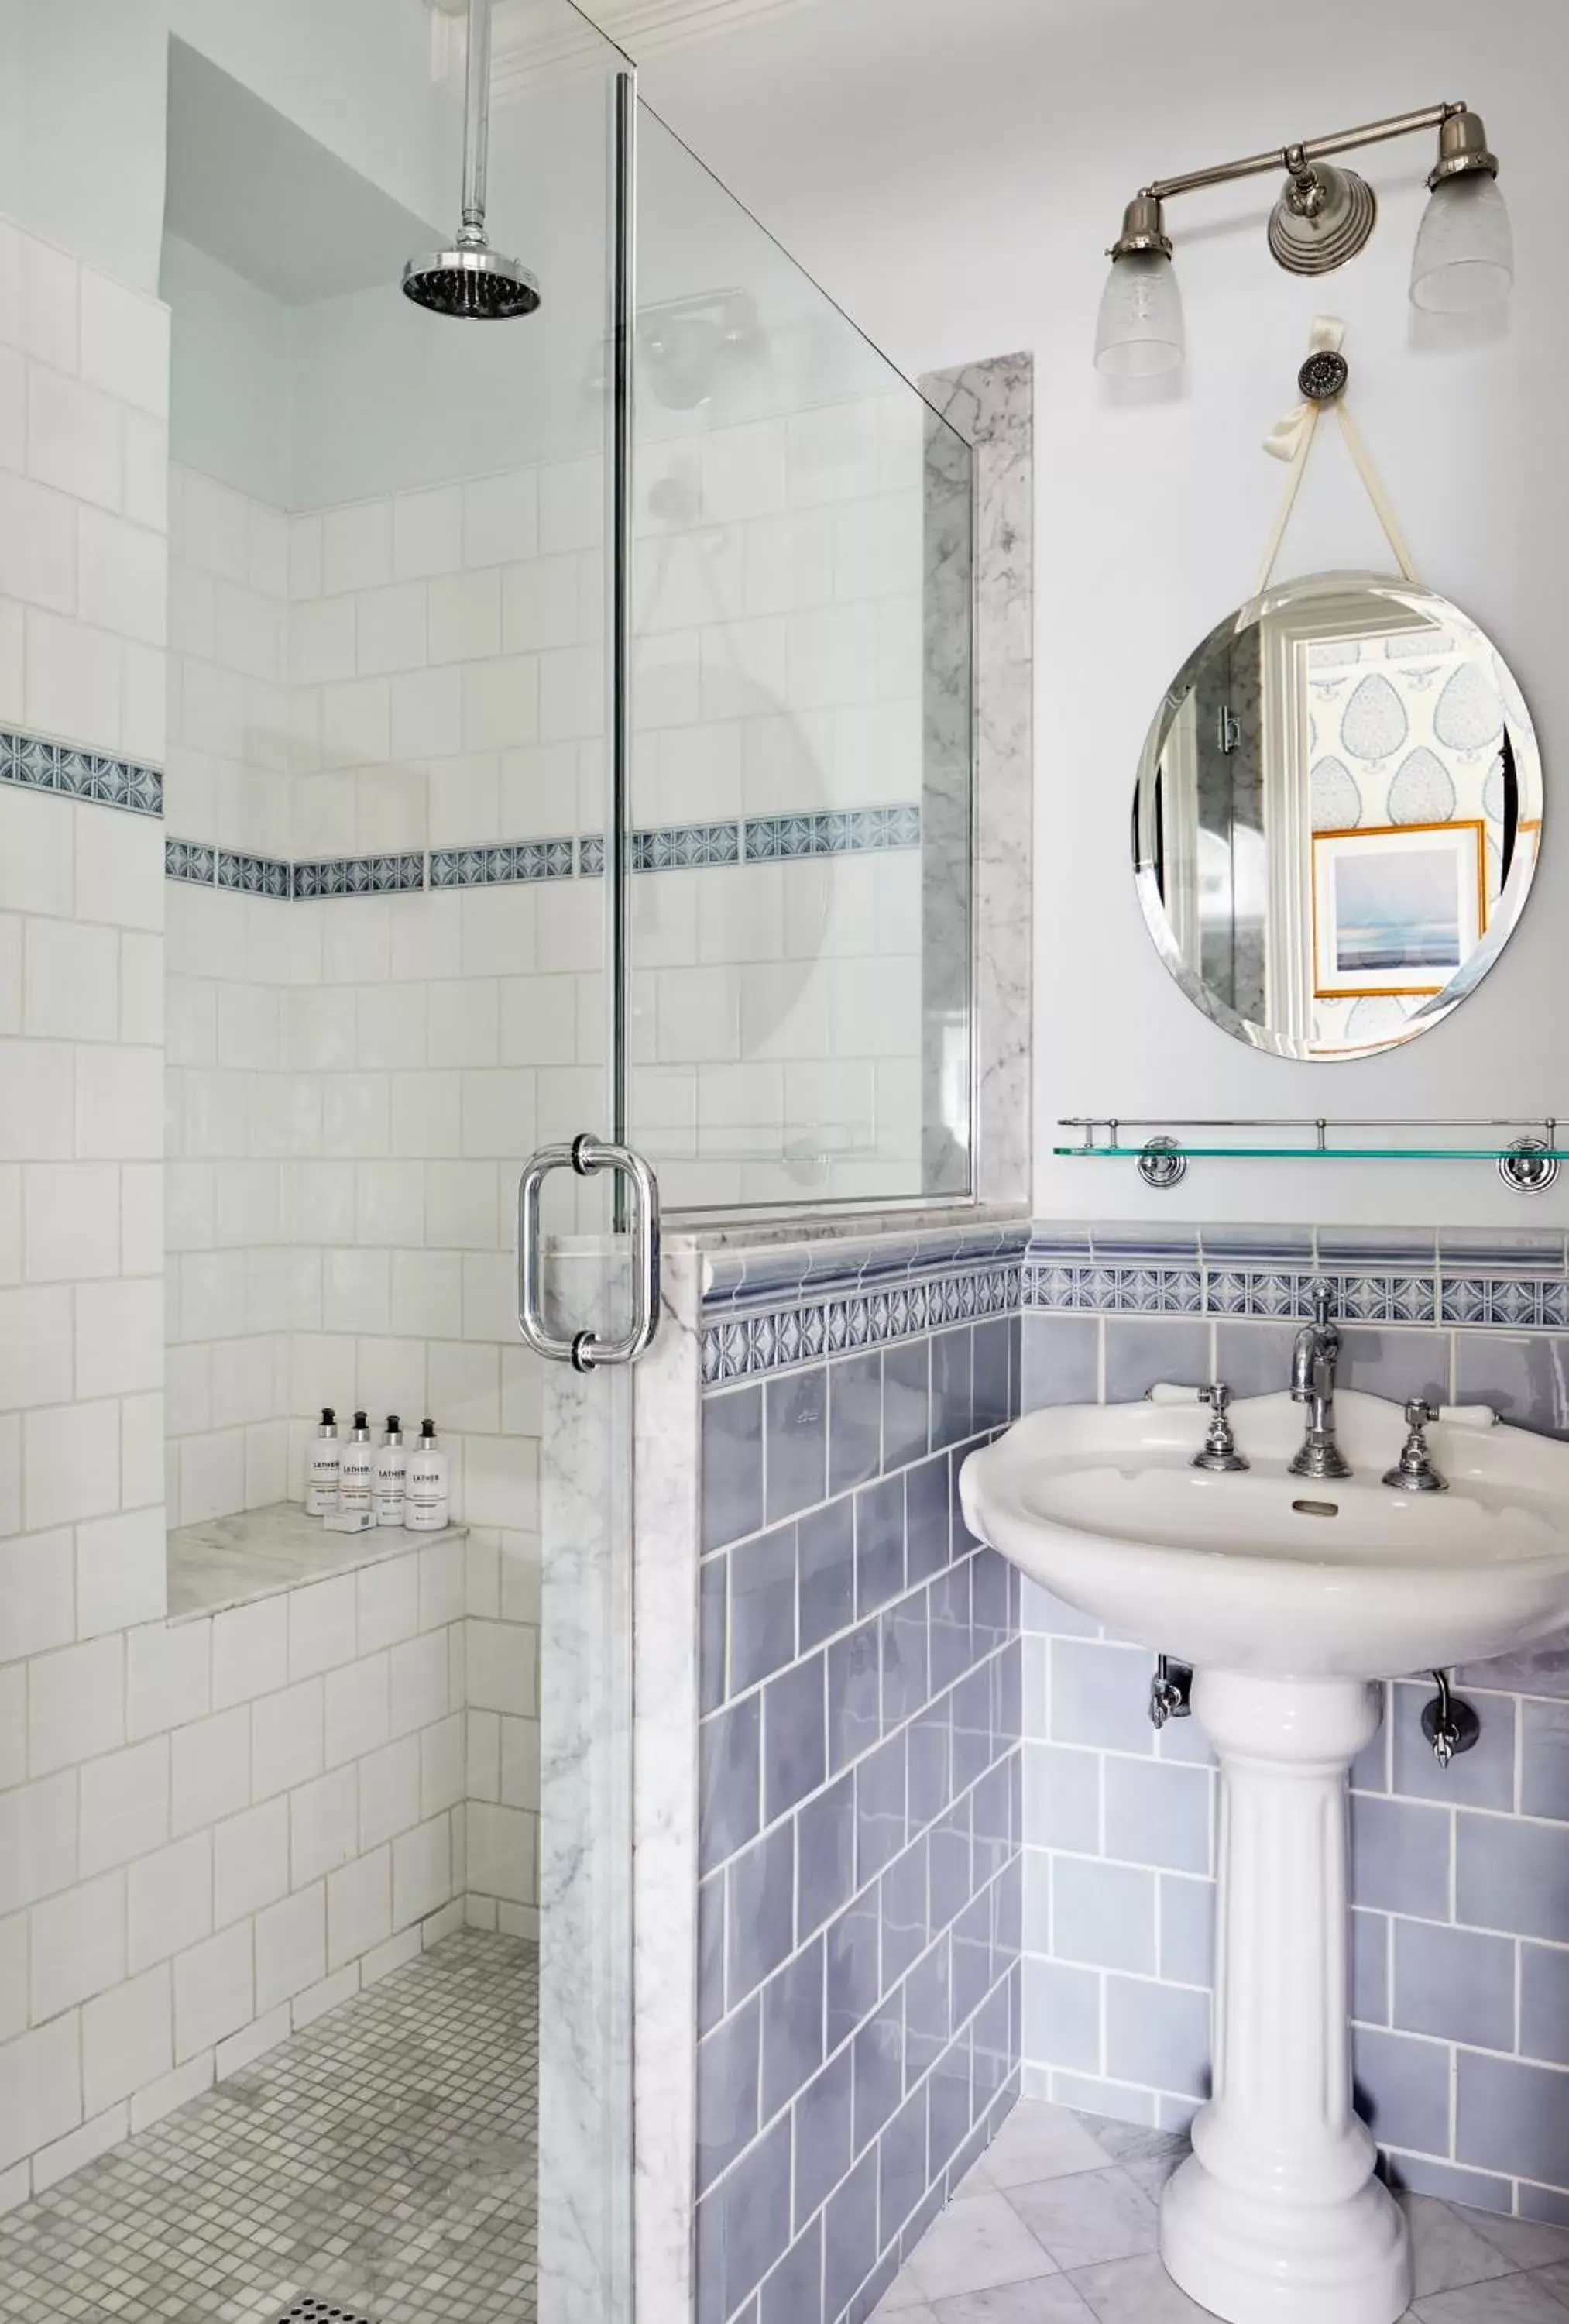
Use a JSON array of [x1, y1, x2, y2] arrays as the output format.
[[1465, 2209, 1569, 2273], [930, 2279, 1096, 2321], [1066, 2250, 1221, 2321], [1007, 2167, 1161, 2274], [1401, 2192, 1517, 2298], [879, 2270, 935, 2311], [0, 1930, 536, 2324], [905, 2192, 1060, 2302], [1416, 2271, 1569, 2322], [980, 2101, 1112, 2190]]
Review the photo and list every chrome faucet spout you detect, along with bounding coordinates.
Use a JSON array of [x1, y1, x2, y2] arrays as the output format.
[[1288, 1281, 1351, 1480]]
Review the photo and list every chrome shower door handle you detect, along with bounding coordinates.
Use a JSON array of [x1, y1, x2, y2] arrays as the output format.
[[516, 1135, 662, 1372]]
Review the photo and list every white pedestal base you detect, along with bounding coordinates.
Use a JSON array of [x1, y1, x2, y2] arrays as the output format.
[[1159, 1670, 1413, 2324]]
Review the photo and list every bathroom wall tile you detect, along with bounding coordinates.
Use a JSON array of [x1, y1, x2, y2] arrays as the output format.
[[826, 1892, 881, 2051], [700, 1556, 726, 1717], [1457, 1811, 1569, 1943], [1018, 1315, 1098, 1414], [1105, 1975, 1210, 2099], [855, 1475, 905, 1622], [1454, 1333, 1569, 1437], [882, 1336, 930, 1470], [1211, 1322, 1299, 1402], [1024, 1743, 1100, 1854], [1049, 1638, 1155, 1758], [764, 1367, 826, 1525], [798, 1501, 853, 1655], [1338, 1328, 1451, 1411], [1351, 1909, 1389, 2027], [759, 2219, 821, 2324], [826, 1622, 880, 1777], [700, 1697, 760, 1878], [760, 1931, 824, 2120], [763, 1655, 824, 1824], [1456, 2051, 1569, 2187], [1023, 1957, 1100, 2072], [1393, 1918, 1516, 2051], [829, 1352, 882, 1497], [930, 1329, 973, 1452], [905, 1456, 949, 1587], [856, 1731, 907, 1884], [1103, 1316, 1210, 1406], [702, 1385, 763, 1552], [793, 2042, 853, 2234], [1391, 1681, 1516, 1812], [1159, 1875, 1215, 1990], [1351, 2025, 1451, 2156], [822, 2144, 879, 2323], [730, 1524, 797, 1695], [1520, 1944, 1569, 2067], [1053, 1858, 1155, 1975], [710, 2109, 793, 2319], [1102, 1758, 1210, 1876], [972, 1318, 1011, 1433], [1350, 1794, 1451, 1923], [1521, 1699, 1569, 1821], [698, 1992, 759, 2194], [727, 1824, 795, 2005]]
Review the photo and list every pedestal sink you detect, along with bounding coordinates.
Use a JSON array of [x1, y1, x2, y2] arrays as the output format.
[[960, 1387, 1569, 2324]]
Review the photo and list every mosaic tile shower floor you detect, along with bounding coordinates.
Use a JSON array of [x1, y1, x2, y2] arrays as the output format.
[[874, 2099, 1569, 2322], [0, 1931, 537, 2324]]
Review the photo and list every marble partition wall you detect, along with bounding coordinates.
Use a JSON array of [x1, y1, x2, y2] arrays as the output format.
[[921, 356, 1034, 1208]]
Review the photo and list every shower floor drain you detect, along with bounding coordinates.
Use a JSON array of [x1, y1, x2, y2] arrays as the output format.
[[270, 2305, 381, 2324]]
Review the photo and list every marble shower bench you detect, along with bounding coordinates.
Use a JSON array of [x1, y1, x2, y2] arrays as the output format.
[[167, 1500, 468, 1620]]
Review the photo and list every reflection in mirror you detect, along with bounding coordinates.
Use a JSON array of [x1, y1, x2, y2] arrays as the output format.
[[1134, 572, 1543, 1059]]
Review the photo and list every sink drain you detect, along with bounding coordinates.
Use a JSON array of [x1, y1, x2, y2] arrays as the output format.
[[270, 2304, 380, 2324]]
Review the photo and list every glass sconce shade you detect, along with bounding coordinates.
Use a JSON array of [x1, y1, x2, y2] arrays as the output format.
[[1410, 170, 1515, 313], [1094, 250, 1185, 376]]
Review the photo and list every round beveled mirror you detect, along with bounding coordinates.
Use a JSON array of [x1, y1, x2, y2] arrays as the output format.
[[1133, 571, 1543, 1060]]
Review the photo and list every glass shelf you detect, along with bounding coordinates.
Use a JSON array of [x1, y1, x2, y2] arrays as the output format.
[[1055, 1145, 1569, 1161]]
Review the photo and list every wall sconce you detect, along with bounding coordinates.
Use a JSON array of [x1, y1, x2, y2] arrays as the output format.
[[1095, 101, 1513, 376]]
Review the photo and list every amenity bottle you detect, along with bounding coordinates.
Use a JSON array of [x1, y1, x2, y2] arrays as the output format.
[[306, 1408, 341, 1515], [375, 1417, 407, 1528], [405, 1420, 450, 1532], [338, 1411, 374, 1520]]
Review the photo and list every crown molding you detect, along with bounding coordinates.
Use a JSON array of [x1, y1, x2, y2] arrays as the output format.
[[483, 0, 824, 95]]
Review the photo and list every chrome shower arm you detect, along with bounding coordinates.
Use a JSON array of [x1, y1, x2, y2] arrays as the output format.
[[461, 0, 493, 244]]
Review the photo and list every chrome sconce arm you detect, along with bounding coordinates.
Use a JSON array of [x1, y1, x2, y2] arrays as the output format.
[[1096, 100, 1513, 377]]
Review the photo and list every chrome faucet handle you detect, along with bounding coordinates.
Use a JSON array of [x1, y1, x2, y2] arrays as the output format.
[[1383, 1398, 1447, 1494], [1193, 1381, 1248, 1473]]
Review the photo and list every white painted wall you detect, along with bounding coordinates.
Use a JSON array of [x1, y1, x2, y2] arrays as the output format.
[[636, 0, 1569, 1227]]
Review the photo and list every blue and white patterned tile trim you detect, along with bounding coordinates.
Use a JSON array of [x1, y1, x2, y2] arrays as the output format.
[[745, 805, 922, 859], [430, 840, 575, 887], [702, 1222, 1569, 1381], [218, 850, 291, 899], [702, 1260, 1022, 1386], [631, 820, 740, 871], [2, 727, 162, 816], [160, 803, 926, 901], [293, 853, 426, 898]]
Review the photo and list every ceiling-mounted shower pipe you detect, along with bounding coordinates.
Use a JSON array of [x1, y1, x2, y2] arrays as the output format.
[[403, 0, 541, 319]]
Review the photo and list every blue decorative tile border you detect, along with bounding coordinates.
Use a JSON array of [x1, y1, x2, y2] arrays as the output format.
[[294, 854, 425, 898], [160, 802, 925, 900], [702, 1260, 1021, 1384], [430, 840, 575, 888], [218, 850, 290, 899], [700, 1222, 1569, 1385], [2, 728, 161, 817], [745, 804, 922, 858]]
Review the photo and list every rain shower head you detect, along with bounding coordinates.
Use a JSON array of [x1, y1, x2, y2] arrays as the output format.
[[402, 239, 540, 320], [403, 0, 539, 321]]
